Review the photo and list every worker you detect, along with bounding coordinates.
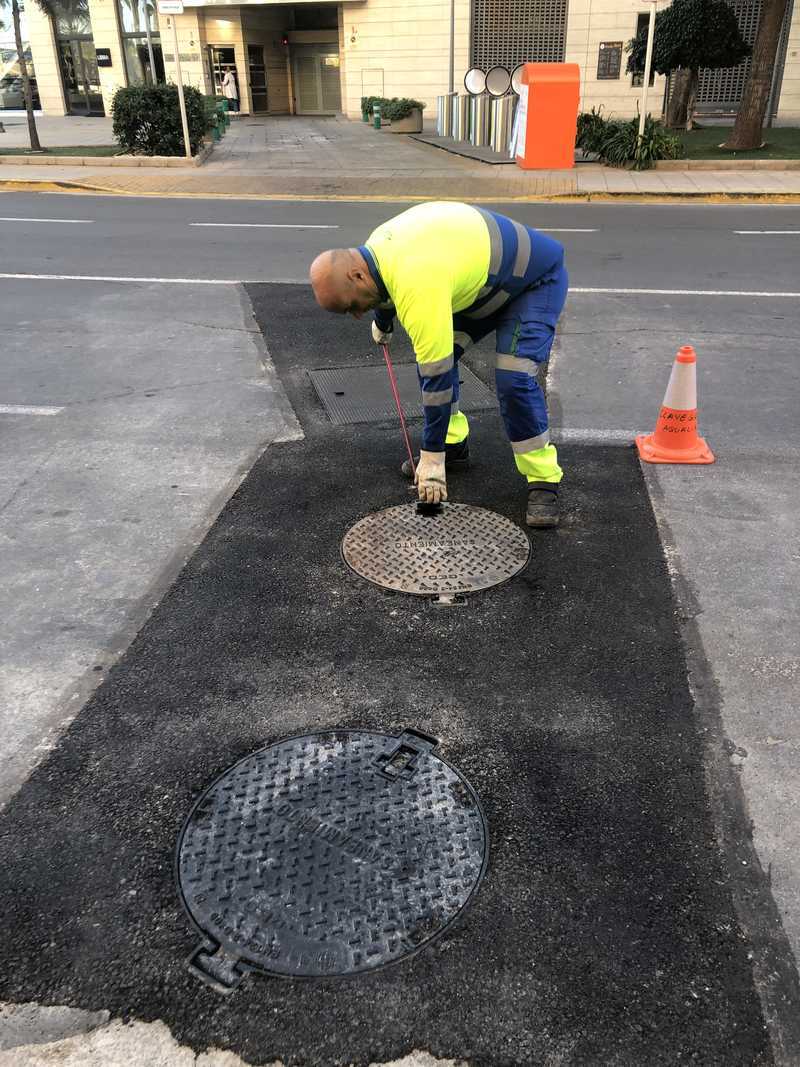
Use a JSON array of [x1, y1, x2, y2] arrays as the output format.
[[309, 201, 568, 528]]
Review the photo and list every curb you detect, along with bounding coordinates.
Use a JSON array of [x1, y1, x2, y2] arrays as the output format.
[[1, 179, 799, 204], [0, 142, 214, 169], [654, 158, 800, 170]]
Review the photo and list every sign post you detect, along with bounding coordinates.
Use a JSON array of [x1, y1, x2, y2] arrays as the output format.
[[638, 0, 658, 141], [158, 0, 192, 159]]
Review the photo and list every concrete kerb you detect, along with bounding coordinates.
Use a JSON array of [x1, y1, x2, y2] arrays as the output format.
[[1, 179, 800, 204], [0, 143, 214, 168]]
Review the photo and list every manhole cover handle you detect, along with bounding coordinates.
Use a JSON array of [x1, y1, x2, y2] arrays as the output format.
[[186, 942, 248, 995], [376, 728, 439, 782]]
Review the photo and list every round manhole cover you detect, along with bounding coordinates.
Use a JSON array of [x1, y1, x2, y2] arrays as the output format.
[[341, 502, 530, 597], [177, 729, 488, 992]]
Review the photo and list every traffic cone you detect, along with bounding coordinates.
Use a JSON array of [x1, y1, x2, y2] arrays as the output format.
[[636, 345, 715, 465]]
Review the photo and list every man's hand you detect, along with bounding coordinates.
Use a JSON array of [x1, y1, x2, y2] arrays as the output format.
[[372, 321, 392, 345], [415, 450, 447, 504]]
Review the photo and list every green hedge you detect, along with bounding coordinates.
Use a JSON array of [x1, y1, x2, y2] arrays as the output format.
[[382, 98, 425, 121], [112, 84, 211, 157]]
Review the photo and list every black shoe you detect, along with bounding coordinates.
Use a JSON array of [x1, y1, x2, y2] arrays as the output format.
[[526, 481, 560, 528], [401, 438, 471, 478]]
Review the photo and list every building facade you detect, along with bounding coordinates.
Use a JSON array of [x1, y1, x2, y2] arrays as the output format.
[[3, 0, 799, 124]]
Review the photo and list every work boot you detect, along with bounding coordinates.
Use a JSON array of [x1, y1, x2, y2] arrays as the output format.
[[526, 481, 560, 528], [401, 438, 470, 478]]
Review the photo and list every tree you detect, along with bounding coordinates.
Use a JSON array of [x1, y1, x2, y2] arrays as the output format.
[[1, 0, 53, 151], [722, 0, 790, 149], [627, 0, 751, 129]]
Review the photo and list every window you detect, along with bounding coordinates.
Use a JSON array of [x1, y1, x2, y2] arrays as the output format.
[[0, 1, 41, 110], [631, 13, 655, 87], [117, 0, 164, 85]]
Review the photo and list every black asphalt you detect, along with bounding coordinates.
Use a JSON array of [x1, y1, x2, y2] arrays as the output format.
[[0, 284, 770, 1065]]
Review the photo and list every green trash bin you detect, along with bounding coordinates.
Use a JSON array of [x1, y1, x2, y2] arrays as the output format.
[[373, 104, 381, 130]]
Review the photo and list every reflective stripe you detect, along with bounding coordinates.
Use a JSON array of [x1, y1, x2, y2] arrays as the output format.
[[453, 330, 472, 352], [476, 207, 502, 275], [511, 431, 550, 454], [418, 353, 454, 377], [496, 353, 538, 376], [465, 289, 511, 319], [423, 388, 453, 406], [512, 221, 531, 278]]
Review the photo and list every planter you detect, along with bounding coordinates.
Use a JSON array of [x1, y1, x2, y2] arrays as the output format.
[[383, 107, 423, 134]]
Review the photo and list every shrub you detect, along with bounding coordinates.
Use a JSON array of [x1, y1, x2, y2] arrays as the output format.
[[574, 109, 683, 169], [112, 84, 210, 157], [575, 106, 608, 155], [382, 98, 425, 121]]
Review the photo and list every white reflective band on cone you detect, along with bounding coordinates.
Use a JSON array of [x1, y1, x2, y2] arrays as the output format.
[[662, 359, 698, 411]]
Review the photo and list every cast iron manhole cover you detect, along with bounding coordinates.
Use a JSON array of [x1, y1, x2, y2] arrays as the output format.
[[342, 502, 531, 598], [177, 729, 488, 993]]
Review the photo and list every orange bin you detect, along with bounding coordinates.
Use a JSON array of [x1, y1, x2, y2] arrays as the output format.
[[514, 63, 580, 170]]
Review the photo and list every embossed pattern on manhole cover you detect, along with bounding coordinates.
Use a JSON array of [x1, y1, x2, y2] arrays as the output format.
[[341, 502, 531, 596], [176, 729, 488, 992]]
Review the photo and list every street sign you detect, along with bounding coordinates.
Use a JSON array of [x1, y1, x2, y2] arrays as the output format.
[[157, 0, 184, 13]]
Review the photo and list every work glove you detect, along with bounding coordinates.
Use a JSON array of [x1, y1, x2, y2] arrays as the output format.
[[372, 320, 392, 345], [415, 450, 447, 505]]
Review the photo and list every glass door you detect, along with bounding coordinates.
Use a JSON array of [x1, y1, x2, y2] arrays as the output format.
[[208, 45, 235, 98], [58, 39, 104, 114], [248, 44, 267, 112]]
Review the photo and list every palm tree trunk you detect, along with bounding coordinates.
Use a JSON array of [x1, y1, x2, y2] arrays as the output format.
[[722, 0, 789, 149], [12, 0, 42, 151]]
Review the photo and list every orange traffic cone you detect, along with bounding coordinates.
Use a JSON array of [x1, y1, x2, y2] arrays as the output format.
[[636, 345, 715, 465]]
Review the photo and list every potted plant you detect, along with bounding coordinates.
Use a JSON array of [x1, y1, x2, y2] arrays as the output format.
[[382, 98, 425, 134]]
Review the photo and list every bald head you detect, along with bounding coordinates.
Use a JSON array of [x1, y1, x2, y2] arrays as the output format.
[[310, 247, 380, 318]]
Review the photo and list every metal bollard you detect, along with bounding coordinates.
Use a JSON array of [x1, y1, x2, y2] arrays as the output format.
[[373, 104, 382, 130]]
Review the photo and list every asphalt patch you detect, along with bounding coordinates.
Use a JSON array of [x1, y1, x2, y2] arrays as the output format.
[[0, 284, 770, 1065]]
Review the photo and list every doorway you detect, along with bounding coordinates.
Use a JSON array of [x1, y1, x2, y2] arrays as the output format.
[[248, 44, 268, 112], [208, 45, 237, 99], [57, 38, 104, 115], [291, 47, 341, 114]]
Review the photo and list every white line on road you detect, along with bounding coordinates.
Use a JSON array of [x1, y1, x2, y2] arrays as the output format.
[[189, 222, 339, 229], [3, 274, 800, 299], [0, 217, 93, 224], [552, 428, 640, 441], [571, 286, 800, 298], [0, 273, 241, 285], [734, 230, 800, 235], [539, 228, 598, 233], [0, 404, 64, 416]]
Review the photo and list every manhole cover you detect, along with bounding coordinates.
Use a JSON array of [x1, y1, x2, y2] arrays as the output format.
[[177, 729, 488, 993], [342, 502, 530, 598]]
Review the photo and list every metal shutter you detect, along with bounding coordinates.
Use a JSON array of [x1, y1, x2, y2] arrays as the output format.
[[470, 0, 569, 69]]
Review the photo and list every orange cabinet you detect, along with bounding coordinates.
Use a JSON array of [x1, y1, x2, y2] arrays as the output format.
[[514, 63, 580, 170]]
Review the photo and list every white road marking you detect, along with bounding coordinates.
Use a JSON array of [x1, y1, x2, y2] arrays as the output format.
[[539, 228, 597, 233], [0, 404, 64, 415], [3, 275, 800, 299], [552, 428, 640, 442], [0, 273, 241, 285], [189, 222, 339, 229], [734, 230, 800, 235], [0, 216, 93, 224], [571, 286, 800, 298]]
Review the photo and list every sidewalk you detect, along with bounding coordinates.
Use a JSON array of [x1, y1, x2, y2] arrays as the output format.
[[2, 114, 800, 200]]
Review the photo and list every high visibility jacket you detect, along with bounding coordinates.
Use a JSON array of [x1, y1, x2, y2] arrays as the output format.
[[359, 201, 564, 451]]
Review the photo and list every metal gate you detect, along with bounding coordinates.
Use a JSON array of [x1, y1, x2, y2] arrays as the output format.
[[470, 0, 568, 69], [695, 0, 793, 114]]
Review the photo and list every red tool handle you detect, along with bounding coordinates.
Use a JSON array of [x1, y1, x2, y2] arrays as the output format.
[[381, 343, 416, 480]]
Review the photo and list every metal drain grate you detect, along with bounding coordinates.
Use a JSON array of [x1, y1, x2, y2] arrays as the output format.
[[177, 729, 488, 992], [342, 502, 531, 597], [309, 363, 495, 425]]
